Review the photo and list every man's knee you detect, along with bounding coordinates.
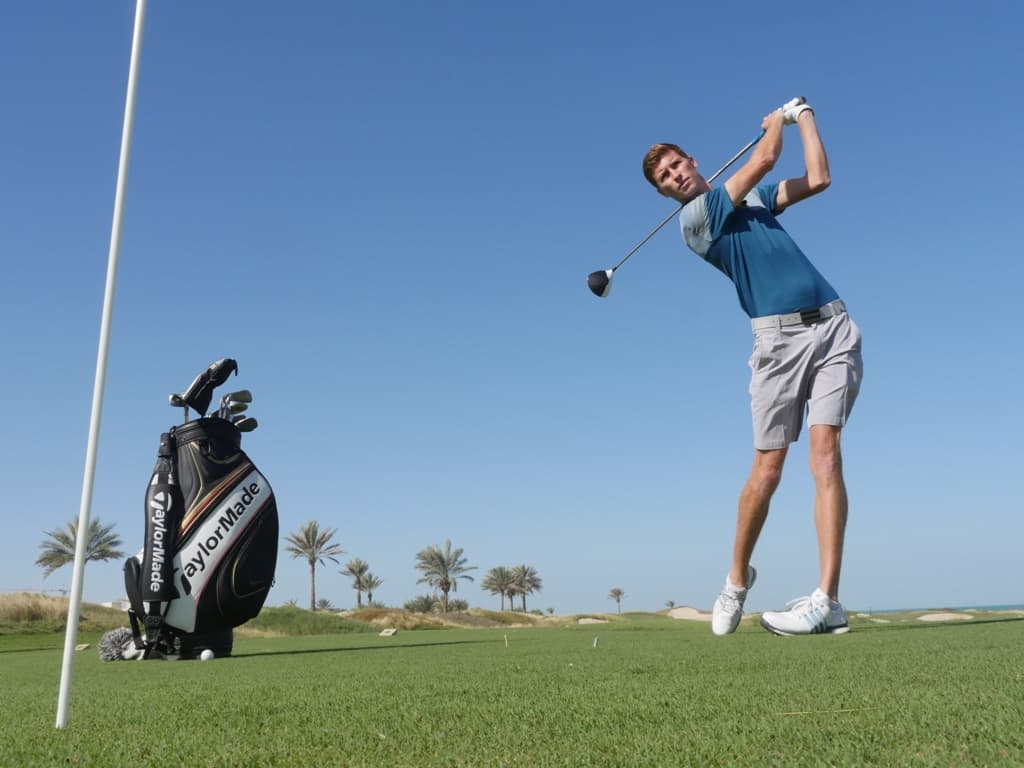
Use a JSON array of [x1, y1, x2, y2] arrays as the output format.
[[749, 449, 786, 494], [809, 425, 844, 481]]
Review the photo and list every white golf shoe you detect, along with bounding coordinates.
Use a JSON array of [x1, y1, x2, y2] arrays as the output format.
[[711, 565, 757, 636], [760, 588, 850, 636]]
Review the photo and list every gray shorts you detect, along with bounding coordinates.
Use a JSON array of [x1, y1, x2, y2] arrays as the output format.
[[747, 300, 863, 450]]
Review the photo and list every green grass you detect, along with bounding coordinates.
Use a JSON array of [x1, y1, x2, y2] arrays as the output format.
[[2, 613, 1022, 767], [243, 605, 379, 635]]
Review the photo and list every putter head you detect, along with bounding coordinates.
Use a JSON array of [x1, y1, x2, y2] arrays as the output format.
[[587, 269, 613, 298]]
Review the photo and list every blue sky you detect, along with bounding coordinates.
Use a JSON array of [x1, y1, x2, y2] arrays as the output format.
[[2, 1, 1021, 616]]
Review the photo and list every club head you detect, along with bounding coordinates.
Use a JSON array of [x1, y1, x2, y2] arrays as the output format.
[[221, 390, 252, 405], [215, 401, 248, 420], [234, 416, 258, 432], [587, 269, 613, 298]]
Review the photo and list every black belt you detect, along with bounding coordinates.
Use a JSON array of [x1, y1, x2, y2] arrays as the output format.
[[751, 300, 846, 330]]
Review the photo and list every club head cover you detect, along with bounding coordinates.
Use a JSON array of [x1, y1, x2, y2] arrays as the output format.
[[99, 627, 137, 661], [171, 359, 238, 416]]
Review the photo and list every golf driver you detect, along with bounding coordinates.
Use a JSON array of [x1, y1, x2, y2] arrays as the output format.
[[587, 99, 804, 298]]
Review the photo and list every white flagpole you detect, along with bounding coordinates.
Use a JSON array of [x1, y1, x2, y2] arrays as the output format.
[[56, 0, 147, 729]]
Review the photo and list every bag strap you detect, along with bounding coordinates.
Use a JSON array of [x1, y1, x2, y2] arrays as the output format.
[[129, 431, 184, 658]]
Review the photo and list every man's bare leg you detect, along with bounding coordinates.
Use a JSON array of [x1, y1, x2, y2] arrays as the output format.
[[729, 447, 788, 587], [808, 424, 847, 600]]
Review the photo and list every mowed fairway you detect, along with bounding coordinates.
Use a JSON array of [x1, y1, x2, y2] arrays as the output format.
[[2, 614, 1022, 767]]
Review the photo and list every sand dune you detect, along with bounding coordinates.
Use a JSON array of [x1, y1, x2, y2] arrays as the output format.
[[667, 606, 712, 622]]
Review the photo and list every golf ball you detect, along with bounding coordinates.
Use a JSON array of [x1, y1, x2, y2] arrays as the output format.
[[200, 649, 215, 661]]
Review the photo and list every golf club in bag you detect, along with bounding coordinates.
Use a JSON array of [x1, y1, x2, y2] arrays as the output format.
[[587, 97, 805, 298], [116, 359, 278, 660]]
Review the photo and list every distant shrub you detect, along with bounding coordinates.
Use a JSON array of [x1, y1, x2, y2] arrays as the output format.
[[0, 593, 60, 623], [0, 593, 127, 634], [403, 595, 439, 613]]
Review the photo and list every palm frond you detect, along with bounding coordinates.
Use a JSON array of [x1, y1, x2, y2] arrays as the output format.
[[36, 518, 125, 579]]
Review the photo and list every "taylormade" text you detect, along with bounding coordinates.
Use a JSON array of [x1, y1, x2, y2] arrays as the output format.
[[148, 490, 171, 592], [182, 481, 262, 579]]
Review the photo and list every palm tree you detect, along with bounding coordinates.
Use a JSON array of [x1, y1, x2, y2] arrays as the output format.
[[510, 564, 543, 612], [36, 518, 125, 579], [283, 521, 344, 611], [341, 557, 370, 608], [414, 539, 477, 613], [608, 587, 625, 613], [481, 566, 515, 610], [364, 573, 383, 605]]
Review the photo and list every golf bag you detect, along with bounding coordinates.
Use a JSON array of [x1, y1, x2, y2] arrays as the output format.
[[122, 359, 278, 659]]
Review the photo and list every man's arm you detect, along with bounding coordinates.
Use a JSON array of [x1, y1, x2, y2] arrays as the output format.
[[774, 109, 830, 211], [723, 110, 784, 206]]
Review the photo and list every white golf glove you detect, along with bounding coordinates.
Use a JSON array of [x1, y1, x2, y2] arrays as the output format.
[[782, 96, 813, 124]]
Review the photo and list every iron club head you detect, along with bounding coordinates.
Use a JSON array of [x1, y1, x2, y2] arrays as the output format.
[[587, 269, 613, 298], [221, 390, 252, 404], [234, 416, 258, 432]]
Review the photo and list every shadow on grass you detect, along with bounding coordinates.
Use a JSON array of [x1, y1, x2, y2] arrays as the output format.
[[851, 615, 1024, 633], [235, 637, 494, 659], [0, 645, 64, 654]]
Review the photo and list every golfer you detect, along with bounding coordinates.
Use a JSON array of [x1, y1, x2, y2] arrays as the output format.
[[642, 99, 863, 636]]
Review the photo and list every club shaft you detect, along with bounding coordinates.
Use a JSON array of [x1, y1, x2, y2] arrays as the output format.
[[610, 206, 682, 272], [707, 130, 766, 185], [610, 131, 765, 273]]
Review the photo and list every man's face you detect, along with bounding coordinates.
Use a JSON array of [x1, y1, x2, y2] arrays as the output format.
[[652, 149, 704, 202]]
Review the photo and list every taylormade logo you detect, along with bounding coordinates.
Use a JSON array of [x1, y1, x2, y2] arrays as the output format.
[[167, 468, 270, 631], [182, 477, 264, 580], [148, 487, 172, 592]]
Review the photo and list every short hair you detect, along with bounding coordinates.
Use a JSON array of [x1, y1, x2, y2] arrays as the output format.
[[642, 143, 688, 189]]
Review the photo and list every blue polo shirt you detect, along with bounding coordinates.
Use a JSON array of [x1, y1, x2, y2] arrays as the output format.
[[679, 184, 838, 318]]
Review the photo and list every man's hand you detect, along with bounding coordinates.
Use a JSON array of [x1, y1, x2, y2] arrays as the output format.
[[782, 96, 813, 125], [761, 109, 785, 133]]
